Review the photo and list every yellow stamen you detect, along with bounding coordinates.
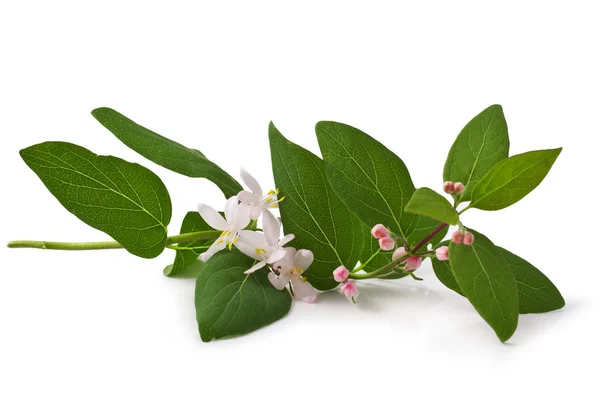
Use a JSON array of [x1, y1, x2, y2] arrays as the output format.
[[220, 231, 226, 237], [233, 237, 239, 243], [270, 203, 278, 208], [226, 230, 232, 236], [275, 188, 280, 194], [216, 240, 223, 245], [289, 269, 294, 274], [267, 189, 275, 195], [228, 241, 233, 250], [265, 197, 273, 203]]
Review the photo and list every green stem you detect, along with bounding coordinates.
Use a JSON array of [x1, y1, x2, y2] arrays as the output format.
[[351, 248, 382, 273], [349, 222, 447, 280], [7, 230, 222, 251], [458, 205, 471, 215]]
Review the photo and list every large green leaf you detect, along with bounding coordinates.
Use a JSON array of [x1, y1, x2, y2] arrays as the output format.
[[433, 242, 565, 314], [498, 247, 565, 313], [469, 148, 562, 211], [269, 122, 364, 290], [20, 141, 171, 258], [443, 104, 509, 202], [316, 121, 417, 242], [164, 211, 215, 277], [92, 107, 242, 198], [449, 230, 519, 342], [406, 215, 448, 249], [195, 251, 292, 342], [405, 187, 459, 225]]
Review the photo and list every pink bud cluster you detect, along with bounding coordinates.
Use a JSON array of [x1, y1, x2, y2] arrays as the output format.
[[451, 230, 474, 245], [333, 266, 358, 300], [443, 181, 465, 195], [371, 224, 396, 251]]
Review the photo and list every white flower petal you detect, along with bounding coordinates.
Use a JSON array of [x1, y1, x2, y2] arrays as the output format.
[[266, 248, 286, 264], [235, 238, 263, 261], [249, 204, 263, 220], [240, 167, 263, 196], [237, 230, 268, 248], [234, 203, 251, 229], [245, 261, 267, 274], [268, 272, 291, 290], [278, 234, 295, 247], [294, 249, 314, 271], [238, 190, 260, 205], [198, 203, 228, 231], [200, 239, 226, 262], [272, 247, 296, 273], [262, 210, 281, 246], [224, 196, 239, 224], [291, 278, 317, 303]]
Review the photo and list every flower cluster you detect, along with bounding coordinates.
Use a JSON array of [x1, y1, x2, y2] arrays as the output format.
[[197, 168, 317, 302]]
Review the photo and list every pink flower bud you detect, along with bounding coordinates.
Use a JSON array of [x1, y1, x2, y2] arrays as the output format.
[[392, 247, 407, 261], [340, 280, 358, 298], [379, 236, 395, 251], [371, 224, 389, 239], [405, 256, 422, 271], [463, 231, 475, 245], [453, 182, 465, 194], [443, 181, 455, 194], [333, 265, 350, 282], [435, 246, 449, 261], [451, 230, 464, 244]]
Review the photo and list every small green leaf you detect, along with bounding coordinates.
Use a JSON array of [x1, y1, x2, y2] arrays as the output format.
[[431, 240, 464, 295], [269, 122, 364, 290], [405, 187, 459, 225], [316, 121, 418, 242], [498, 247, 565, 313], [195, 251, 292, 342], [449, 230, 519, 342], [20, 141, 171, 258], [164, 212, 215, 277], [92, 108, 242, 198], [468, 148, 562, 211], [443, 104, 509, 201]]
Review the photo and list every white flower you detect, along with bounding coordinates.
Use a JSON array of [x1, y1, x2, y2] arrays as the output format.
[[238, 168, 285, 220], [236, 230, 295, 274], [197, 196, 250, 261], [269, 248, 317, 303]]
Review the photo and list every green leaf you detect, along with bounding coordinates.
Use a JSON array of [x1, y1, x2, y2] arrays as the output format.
[[449, 230, 519, 342], [164, 212, 214, 277], [316, 121, 418, 242], [468, 148, 562, 211], [431, 240, 464, 295], [498, 247, 565, 313], [406, 215, 448, 248], [195, 251, 292, 342], [269, 122, 364, 290], [20, 141, 171, 258], [91, 107, 242, 198], [443, 104, 509, 201], [405, 187, 459, 225], [432, 242, 565, 314]]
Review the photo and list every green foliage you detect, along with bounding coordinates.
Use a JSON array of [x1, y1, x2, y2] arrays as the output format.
[[431, 241, 464, 295], [405, 187, 459, 225], [498, 247, 565, 313], [92, 108, 242, 198], [269, 122, 364, 290], [443, 104, 510, 201], [164, 212, 215, 276], [469, 148, 562, 211], [316, 121, 418, 242], [195, 251, 292, 342], [20, 141, 171, 258], [449, 230, 519, 342]]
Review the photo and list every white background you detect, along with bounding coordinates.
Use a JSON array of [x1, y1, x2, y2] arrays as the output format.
[[1, 1, 598, 416]]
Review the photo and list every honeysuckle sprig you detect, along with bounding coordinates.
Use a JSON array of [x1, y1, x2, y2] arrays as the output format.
[[238, 168, 285, 220]]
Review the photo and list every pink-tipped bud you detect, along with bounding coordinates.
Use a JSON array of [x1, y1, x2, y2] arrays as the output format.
[[451, 230, 464, 244], [379, 236, 395, 251], [392, 247, 407, 261], [405, 256, 422, 271], [371, 224, 389, 239], [463, 231, 475, 245], [340, 280, 358, 298], [333, 265, 350, 283], [435, 246, 449, 261], [443, 181, 455, 194], [453, 182, 465, 194]]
